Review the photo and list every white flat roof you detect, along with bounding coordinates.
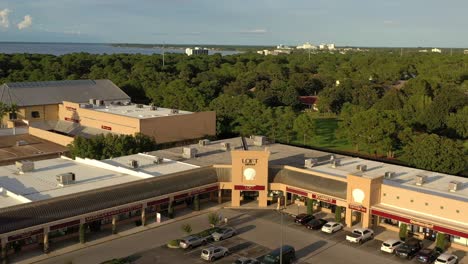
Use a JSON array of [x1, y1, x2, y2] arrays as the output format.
[[0, 154, 199, 209], [90, 104, 193, 119]]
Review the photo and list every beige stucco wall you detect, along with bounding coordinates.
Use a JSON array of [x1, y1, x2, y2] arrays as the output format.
[[59, 102, 140, 135], [29, 127, 74, 146], [1, 105, 58, 125], [139, 111, 216, 143], [380, 184, 467, 224]]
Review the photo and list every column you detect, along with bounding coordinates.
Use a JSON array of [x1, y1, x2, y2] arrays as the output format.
[[79, 223, 86, 244], [218, 189, 223, 204], [1, 238, 7, 264], [43, 228, 50, 254], [257, 190, 268, 207], [111, 216, 118, 234], [345, 207, 352, 227], [141, 207, 146, 226], [231, 190, 241, 207]]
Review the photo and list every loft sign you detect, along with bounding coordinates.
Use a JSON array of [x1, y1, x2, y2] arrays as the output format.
[[242, 158, 258, 166]]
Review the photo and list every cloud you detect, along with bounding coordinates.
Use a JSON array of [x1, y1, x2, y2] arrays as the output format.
[[239, 29, 269, 34], [17, 15, 32, 30], [0, 8, 10, 28], [63, 30, 81, 35], [383, 20, 399, 26]]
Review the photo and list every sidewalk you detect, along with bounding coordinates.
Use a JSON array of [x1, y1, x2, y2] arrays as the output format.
[[15, 203, 228, 264]]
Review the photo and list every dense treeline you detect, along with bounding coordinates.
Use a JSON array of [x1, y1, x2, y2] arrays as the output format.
[[0, 51, 466, 174]]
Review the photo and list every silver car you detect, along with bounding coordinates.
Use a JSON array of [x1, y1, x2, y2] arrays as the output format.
[[201, 246, 229, 261], [234, 257, 260, 264], [179, 235, 207, 249], [212, 227, 236, 241]]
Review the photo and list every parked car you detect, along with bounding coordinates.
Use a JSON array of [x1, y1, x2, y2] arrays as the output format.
[[394, 238, 423, 259], [179, 235, 207, 249], [261, 245, 296, 264], [346, 228, 374, 244], [415, 248, 440, 263], [294, 214, 314, 225], [234, 257, 260, 264], [212, 226, 236, 241], [321, 222, 343, 234], [305, 219, 328, 230], [434, 253, 459, 264], [380, 239, 404, 253], [201, 246, 229, 262]]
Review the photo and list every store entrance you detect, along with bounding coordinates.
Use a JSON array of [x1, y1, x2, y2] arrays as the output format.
[[240, 191, 259, 206], [352, 211, 362, 226]]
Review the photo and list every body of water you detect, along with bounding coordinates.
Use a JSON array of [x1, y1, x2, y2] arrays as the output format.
[[0, 42, 240, 56]]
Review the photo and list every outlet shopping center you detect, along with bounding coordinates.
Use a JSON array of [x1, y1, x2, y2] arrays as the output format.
[[0, 137, 466, 260]]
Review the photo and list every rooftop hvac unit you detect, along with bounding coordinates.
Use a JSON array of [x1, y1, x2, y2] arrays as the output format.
[[182, 147, 197, 159], [170, 109, 179, 114], [80, 103, 93, 109], [384, 171, 396, 179], [356, 164, 367, 172], [150, 105, 158, 110], [199, 139, 210, 146], [95, 99, 104, 106], [136, 104, 144, 108], [56, 172, 76, 186], [128, 159, 139, 168], [305, 158, 317, 169], [89, 98, 96, 105], [221, 142, 231, 151], [16, 160, 34, 173], [15, 140, 28, 146], [153, 156, 164, 164], [448, 181, 462, 192], [253, 136, 266, 146], [330, 154, 335, 161], [415, 175, 427, 186], [331, 159, 341, 168]]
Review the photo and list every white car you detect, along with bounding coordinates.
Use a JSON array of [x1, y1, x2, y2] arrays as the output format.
[[380, 239, 403, 253], [434, 253, 458, 264], [321, 222, 343, 234], [212, 227, 236, 241], [201, 246, 229, 261]]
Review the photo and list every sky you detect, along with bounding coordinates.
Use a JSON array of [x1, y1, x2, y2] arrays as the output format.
[[0, 0, 467, 47]]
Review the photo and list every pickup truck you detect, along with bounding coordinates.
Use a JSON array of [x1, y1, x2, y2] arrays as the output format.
[[346, 228, 374, 244]]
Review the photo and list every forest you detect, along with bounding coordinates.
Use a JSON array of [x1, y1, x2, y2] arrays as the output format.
[[0, 51, 466, 175]]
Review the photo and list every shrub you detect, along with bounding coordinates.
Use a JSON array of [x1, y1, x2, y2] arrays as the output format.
[[435, 233, 446, 252], [168, 202, 174, 219], [181, 224, 192, 235], [307, 198, 313, 214], [166, 239, 181, 249], [334, 206, 342, 222], [79, 224, 86, 244], [193, 195, 200, 211], [399, 223, 408, 241], [208, 212, 220, 227]]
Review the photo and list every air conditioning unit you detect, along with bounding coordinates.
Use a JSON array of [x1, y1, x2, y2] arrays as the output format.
[[80, 103, 93, 109], [356, 164, 367, 172], [170, 109, 179, 114], [330, 154, 336, 161], [89, 98, 96, 105], [384, 171, 396, 179], [415, 175, 427, 186], [182, 147, 197, 158], [331, 159, 341, 168], [56, 172, 76, 186], [150, 105, 157, 110], [221, 142, 231, 151], [136, 104, 144, 108], [199, 139, 210, 146], [95, 99, 104, 106], [16, 160, 34, 173], [153, 156, 164, 164], [253, 136, 266, 146], [128, 159, 139, 168], [448, 181, 462, 192], [305, 158, 317, 169], [16, 140, 28, 146]]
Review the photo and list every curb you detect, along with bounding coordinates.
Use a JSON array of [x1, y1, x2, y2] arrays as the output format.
[[20, 206, 222, 264]]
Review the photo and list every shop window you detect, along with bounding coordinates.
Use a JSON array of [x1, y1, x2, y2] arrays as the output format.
[[31, 111, 40, 118]]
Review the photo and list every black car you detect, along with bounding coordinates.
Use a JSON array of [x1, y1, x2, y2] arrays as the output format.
[[394, 238, 423, 259], [294, 214, 314, 225], [305, 219, 328, 230], [414, 248, 440, 263]]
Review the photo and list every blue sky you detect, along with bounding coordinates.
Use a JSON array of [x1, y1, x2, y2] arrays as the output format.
[[0, 0, 467, 47]]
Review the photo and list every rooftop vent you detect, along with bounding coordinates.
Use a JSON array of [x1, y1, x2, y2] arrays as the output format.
[[448, 181, 462, 192], [150, 105, 157, 110], [89, 98, 96, 105], [221, 142, 231, 151], [305, 158, 317, 169], [15, 140, 28, 146], [415, 175, 427, 186], [356, 164, 367, 172], [384, 171, 396, 179], [128, 159, 139, 168], [153, 156, 164, 164], [136, 104, 144, 108], [199, 139, 210, 146], [95, 99, 104, 106], [253, 136, 266, 146], [182, 147, 197, 159], [16, 160, 34, 173], [170, 109, 179, 114], [80, 103, 93, 109], [56, 172, 76, 186], [331, 159, 341, 168]]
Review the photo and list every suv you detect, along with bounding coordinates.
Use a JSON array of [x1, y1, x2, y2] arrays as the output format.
[[294, 214, 314, 225], [261, 245, 295, 264], [380, 239, 403, 253], [415, 248, 440, 263], [394, 238, 423, 259], [434, 253, 459, 264], [201, 246, 229, 261], [179, 235, 207, 249], [305, 219, 328, 230]]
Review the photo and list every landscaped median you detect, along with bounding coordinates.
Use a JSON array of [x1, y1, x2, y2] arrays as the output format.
[[166, 227, 223, 249]]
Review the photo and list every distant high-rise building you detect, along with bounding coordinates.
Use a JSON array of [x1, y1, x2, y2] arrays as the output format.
[[431, 48, 442, 53], [296, 42, 317, 49], [185, 47, 209, 56]]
